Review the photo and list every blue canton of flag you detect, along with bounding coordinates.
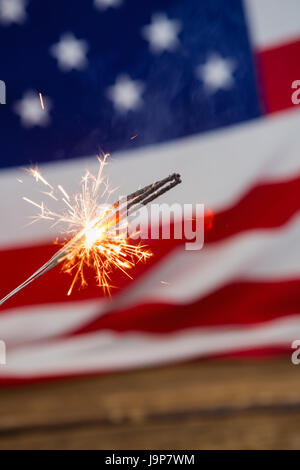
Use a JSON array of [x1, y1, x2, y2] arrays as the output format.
[[0, 0, 261, 169]]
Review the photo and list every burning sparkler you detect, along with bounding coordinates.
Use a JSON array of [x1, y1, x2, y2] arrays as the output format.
[[0, 155, 181, 306]]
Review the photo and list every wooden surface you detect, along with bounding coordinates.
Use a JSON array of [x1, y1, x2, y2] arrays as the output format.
[[0, 357, 300, 449]]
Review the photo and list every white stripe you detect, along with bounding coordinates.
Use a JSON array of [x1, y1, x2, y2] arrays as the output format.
[[244, 0, 300, 48], [0, 300, 105, 346], [0, 315, 298, 378], [108, 213, 300, 307], [1, 109, 300, 248]]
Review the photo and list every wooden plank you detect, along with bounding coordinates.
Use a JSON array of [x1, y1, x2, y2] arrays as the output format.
[[1, 408, 300, 449], [0, 358, 299, 449]]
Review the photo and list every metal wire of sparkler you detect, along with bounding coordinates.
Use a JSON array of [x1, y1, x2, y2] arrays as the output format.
[[0, 172, 181, 307]]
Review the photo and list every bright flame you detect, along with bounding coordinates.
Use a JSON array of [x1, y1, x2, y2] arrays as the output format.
[[24, 154, 152, 295], [85, 225, 104, 249]]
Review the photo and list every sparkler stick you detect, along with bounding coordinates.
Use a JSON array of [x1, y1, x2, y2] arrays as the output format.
[[0, 172, 181, 307]]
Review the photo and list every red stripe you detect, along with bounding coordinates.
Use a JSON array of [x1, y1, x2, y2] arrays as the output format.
[[1, 174, 300, 311], [205, 173, 300, 243], [69, 279, 300, 335], [0, 237, 177, 312], [257, 39, 300, 114]]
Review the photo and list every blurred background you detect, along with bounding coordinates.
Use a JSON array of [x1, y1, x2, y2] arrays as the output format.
[[1, 0, 300, 449]]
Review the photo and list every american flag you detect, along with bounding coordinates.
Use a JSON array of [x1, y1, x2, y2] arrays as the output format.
[[0, 0, 300, 383]]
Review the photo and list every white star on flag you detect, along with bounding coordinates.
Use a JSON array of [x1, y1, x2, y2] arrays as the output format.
[[14, 91, 51, 127], [50, 33, 89, 71], [94, 0, 122, 11], [196, 54, 236, 92], [141, 13, 181, 54], [107, 74, 144, 113], [0, 0, 27, 25]]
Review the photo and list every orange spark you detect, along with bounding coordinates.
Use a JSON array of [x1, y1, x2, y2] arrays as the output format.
[[26, 166, 53, 189], [22, 197, 42, 209], [58, 184, 70, 201], [39, 92, 45, 110]]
